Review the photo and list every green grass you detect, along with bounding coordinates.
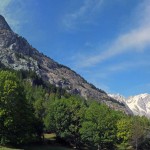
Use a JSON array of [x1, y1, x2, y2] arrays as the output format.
[[0, 146, 22, 150], [44, 133, 56, 140], [0, 145, 73, 150]]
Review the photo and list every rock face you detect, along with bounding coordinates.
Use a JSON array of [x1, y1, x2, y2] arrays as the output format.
[[0, 15, 131, 114], [0, 15, 12, 31]]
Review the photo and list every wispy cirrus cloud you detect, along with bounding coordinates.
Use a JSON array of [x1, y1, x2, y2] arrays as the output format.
[[81, 59, 150, 94], [0, 0, 11, 13], [81, 59, 150, 81], [0, 0, 34, 32], [0, 0, 20, 31], [106, 60, 150, 73], [80, 27, 150, 68], [75, 0, 150, 68], [63, 0, 104, 30]]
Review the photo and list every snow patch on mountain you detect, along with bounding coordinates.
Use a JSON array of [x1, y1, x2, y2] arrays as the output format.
[[109, 93, 150, 118], [108, 94, 126, 103]]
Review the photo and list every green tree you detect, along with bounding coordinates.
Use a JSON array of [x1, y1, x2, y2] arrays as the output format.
[[130, 116, 150, 150], [116, 117, 133, 150], [44, 96, 86, 148], [23, 82, 47, 141], [116, 116, 150, 150], [0, 71, 36, 145], [80, 102, 120, 150]]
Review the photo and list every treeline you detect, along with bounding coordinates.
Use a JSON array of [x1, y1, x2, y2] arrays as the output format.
[[45, 97, 150, 150], [0, 70, 150, 150]]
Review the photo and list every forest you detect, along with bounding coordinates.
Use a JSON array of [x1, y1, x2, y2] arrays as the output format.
[[0, 68, 150, 150]]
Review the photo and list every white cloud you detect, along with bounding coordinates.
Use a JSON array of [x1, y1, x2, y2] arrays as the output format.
[[81, 59, 150, 81], [63, 0, 104, 29], [80, 27, 150, 67], [107, 60, 150, 72], [75, 0, 150, 68], [0, 0, 11, 13], [0, 0, 33, 32], [0, 0, 19, 31]]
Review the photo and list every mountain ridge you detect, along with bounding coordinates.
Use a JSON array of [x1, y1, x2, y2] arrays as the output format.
[[0, 15, 131, 114], [109, 93, 150, 118]]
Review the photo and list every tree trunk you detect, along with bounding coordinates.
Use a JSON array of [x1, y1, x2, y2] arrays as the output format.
[[98, 144, 100, 150], [136, 139, 138, 150]]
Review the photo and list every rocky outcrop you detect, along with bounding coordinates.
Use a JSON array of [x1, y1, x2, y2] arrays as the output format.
[[0, 15, 12, 31], [0, 15, 131, 114]]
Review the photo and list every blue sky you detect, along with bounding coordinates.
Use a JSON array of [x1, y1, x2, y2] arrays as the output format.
[[1, 0, 150, 97]]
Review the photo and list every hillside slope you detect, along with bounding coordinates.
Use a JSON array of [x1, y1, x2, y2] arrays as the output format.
[[0, 15, 130, 113]]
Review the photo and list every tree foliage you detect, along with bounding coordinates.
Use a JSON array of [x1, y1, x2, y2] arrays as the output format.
[[0, 71, 36, 145], [44, 96, 86, 148], [0, 69, 150, 150], [80, 102, 124, 150]]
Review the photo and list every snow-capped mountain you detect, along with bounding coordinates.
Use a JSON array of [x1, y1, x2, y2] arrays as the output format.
[[108, 94, 126, 103], [109, 93, 150, 118]]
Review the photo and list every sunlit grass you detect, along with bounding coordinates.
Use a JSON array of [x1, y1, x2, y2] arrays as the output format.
[[44, 133, 56, 140], [0, 146, 22, 150]]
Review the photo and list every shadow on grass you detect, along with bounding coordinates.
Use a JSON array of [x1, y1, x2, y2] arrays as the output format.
[[0, 145, 73, 150], [23, 145, 73, 150], [0, 134, 73, 150]]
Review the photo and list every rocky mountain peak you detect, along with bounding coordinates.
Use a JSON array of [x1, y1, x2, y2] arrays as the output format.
[[0, 15, 131, 114], [0, 15, 12, 31], [109, 93, 150, 118]]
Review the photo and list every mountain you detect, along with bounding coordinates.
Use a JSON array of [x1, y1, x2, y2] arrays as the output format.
[[0, 15, 130, 113], [126, 93, 150, 118], [109, 93, 150, 118], [108, 94, 126, 103]]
